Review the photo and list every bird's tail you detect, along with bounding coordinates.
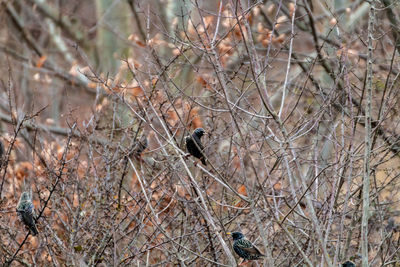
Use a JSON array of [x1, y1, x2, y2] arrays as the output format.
[[201, 157, 207, 166], [30, 225, 38, 236]]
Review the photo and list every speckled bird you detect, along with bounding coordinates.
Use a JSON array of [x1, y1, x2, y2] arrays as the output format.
[[185, 128, 206, 165], [131, 135, 148, 158], [342, 261, 355, 267], [228, 232, 264, 261], [16, 192, 38, 236]]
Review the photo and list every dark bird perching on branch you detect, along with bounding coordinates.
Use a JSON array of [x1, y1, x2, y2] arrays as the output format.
[[130, 135, 148, 159], [227, 232, 264, 264], [16, 192, 38, 236], [185, 128, 207, 166]]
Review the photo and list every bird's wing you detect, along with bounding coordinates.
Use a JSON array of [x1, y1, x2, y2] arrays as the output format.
[[184, 135, 190, 142], [27, 202, 34, 212], [237, 239, 264, 256], [192, 134, 204, 150], [21, 210, 35, 223], [17, 201, 35, 217], [21, 210, 38, 235], [132, 135, 148, 155], [185, 136, 193, 150], [24, 201, 34, 212]]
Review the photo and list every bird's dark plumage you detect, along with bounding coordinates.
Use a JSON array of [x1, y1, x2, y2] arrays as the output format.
[[131, 135, 148, 157], [342, 261, 355, 267], [185, 128, 206, 165], [229, 232, 264, 260], [17, 192, 38, 236]]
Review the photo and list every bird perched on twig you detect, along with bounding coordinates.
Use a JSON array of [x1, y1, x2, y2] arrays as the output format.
[[130, 135, 148, 159], [16, 192, 38, 236], [185, 128, 207, 166], [227, 232, 264, 264]]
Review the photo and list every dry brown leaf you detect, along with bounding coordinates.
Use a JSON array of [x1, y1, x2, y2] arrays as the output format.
[[273, 181, 282, 191], [238, 184, 247, 196], [36, 55, 47, 68], [15, 162, 33, 181]]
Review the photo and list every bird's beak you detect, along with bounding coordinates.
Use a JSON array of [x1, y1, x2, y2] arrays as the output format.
[[226, 232, 231, 235]]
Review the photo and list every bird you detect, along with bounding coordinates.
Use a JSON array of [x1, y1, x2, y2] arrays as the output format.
[[135, 135, 148, 156], [385, 217, 397, 232], [342, 261, 355, 267], [185, 128, 206, 165], [131, 135, 148, 158], [16, 192, 38, 236], [227, 232, 264, 262]]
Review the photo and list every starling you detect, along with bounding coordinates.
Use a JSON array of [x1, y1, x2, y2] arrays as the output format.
[[16, 192, 38, 236], [228, 232, 264, 261], [185, 128, 206, 165], [131, 135, 148, 157], [342, 261, 355, 267], [386, 217, 397, 232]]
